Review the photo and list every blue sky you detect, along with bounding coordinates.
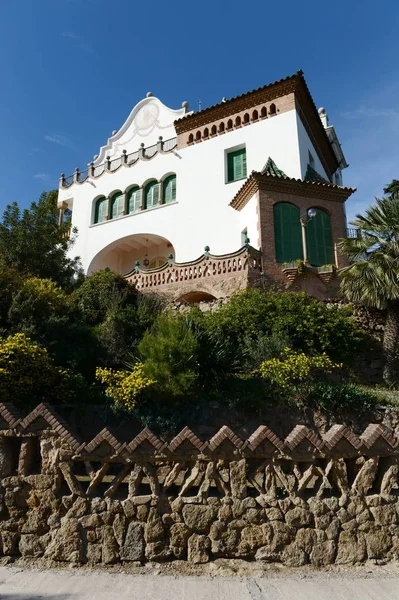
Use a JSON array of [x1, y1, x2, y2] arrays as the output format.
[[0, 0, 398, 222]]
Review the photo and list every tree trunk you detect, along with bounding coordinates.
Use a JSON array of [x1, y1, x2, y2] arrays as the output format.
[[383, 302, 399, 384]]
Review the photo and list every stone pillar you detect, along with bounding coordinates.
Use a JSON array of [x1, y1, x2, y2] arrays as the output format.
[[105, 196, 111, 220], [158, 179, 163, 206], [121, 192, 127, 216]]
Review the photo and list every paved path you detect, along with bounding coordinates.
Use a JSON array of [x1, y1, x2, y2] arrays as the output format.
[[0, 566, 399, 599]]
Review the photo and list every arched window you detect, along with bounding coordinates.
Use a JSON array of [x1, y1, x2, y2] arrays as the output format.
[[163, 174, 177, 204], [235, 116, 241, 127], [260, 106, 267, 118], [306, 208, 333, 266], [243, 113, 250, 124], [94, 196, 107, 224], [127, 186, 141, 213], [188, 133, 194, 144], [227, 119, 233, 130], [269, 103, 277, 116], [144, 180, 160, 209], [195, 130, 201, 141], [219, 122, 225, 133], [273, 202, 302, 263], [252, 109, 258, 121], [211, 125, 217, 135], [203, 127, 209, 138], [149, 257, 167, 269], [110, 191, 124, 219]]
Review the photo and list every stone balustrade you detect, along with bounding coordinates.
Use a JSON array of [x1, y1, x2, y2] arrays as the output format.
[[124, 245, 262, 299], [60, 137, 178, 189], [0, 402, 399, 566]]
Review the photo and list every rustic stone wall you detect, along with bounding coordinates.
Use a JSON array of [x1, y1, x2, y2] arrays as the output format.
[[1, 402, 399, 567]]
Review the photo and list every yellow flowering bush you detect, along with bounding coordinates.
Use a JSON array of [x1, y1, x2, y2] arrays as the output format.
[[0, 333, 81, 406], [259, 348, 342, 389], [96, 363, 155, 409]]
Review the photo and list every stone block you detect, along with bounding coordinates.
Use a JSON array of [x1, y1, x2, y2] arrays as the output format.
[[182, 505, 214, 532], [285, 507, 313, 528], [187, 534, 210, 564], [335, 532, 366, 564], [120, 522, 144, 562], [365, 530, 392, 558], [310, 540, 337, 566], [281, 542, 307, 566]]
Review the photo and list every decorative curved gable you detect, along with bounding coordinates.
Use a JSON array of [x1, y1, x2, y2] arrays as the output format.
[[94, 96, 189, 165]]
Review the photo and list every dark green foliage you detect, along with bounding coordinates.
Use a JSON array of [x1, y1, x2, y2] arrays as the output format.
[[0, 191, 78, 290], [0, 264, 23, 328], [138, 313, 199, 400], [202, 289, 362, 362], [307, 381, 379, 415], [72, 269, 138, 326]]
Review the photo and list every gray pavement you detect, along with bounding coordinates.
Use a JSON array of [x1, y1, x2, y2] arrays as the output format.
[[0, 566, 399, 599]]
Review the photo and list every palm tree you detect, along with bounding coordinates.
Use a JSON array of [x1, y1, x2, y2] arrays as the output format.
[[384, 179, 399, 196], [339, 194, 399, 384]]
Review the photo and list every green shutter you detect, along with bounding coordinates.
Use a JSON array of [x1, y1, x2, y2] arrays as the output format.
[[94, 197, 107, 223], [227, 148, 247, 182], [307, 209, 333, 266], [163, 175, 176, 204], [273, 203, 303, 263], [110, 192, 123, 219], [128, 187, 141, 213], [145, 181, 159, 209]]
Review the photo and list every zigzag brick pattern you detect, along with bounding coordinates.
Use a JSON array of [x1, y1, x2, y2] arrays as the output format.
[[0, 402, 399, 567]]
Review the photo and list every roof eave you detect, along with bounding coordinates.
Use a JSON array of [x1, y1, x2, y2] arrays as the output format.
[[230, 172, 356, 211]]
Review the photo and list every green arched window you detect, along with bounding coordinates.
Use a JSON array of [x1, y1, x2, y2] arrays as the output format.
[[94, 196, 107, 224], [127, 186, 141, 213], [110, 191, 124, 219], [163, 175, 176, 204], [307, 208, 333, 266], [273, 202, 303, 263], [144, 180, 159, 209]]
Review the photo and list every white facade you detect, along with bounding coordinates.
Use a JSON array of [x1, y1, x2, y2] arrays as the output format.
[[58, 86, 343, 276]]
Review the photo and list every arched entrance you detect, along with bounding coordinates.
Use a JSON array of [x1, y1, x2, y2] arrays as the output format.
[[176, 291, 217, 304], [88, 234, 175, 275]]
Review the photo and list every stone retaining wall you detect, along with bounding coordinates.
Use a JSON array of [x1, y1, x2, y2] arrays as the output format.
[[0, 402, 399, 567]]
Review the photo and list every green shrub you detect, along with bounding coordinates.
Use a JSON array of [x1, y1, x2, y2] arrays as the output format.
[[72, 269, 137, 326], [203, 289, 363, 363], [138, 313, 199, 400], [259, 348, 341, 389], [307, 381, 379, 414], [0, 333, 87, 408]]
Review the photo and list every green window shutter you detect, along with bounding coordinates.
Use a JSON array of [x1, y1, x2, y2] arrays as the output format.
[[94, 197, 107, 223], [227, 148, 247, 182], [163, 175, 176, 204], [273, 202, 303, 263], [110, 192, 123, 219], [307, 209, 333, 266], [127, 187, 141, 213], [145, 181, 159, 209]]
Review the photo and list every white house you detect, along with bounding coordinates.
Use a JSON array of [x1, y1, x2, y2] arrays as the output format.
[[58, 71, 355, 302]]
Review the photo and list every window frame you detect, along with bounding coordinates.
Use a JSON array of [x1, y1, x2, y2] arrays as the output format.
[[93, 196, 107, 224], [144, 180, 160, 209], [163, 174, 177, 205], [225, 145, 247, 184], [127, 186, 142, 214]]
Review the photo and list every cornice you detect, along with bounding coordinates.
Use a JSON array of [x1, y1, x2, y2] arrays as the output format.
[[175, 71, 340, 177], [230, 172, 356, 211]]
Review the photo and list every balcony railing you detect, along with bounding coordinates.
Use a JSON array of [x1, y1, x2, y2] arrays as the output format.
[[346, 228, 361, 238], [60, 137, 178, 189], [125, 245, 262, 292]]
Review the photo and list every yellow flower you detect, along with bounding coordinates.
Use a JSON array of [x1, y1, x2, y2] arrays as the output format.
[[96, 363, 155, 409]]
